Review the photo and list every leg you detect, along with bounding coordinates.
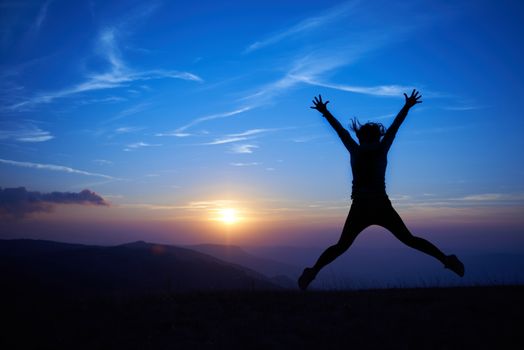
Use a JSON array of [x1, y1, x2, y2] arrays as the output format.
[[298, 207, 368, 290], [379, 205, 464, 276], [379, 206, 447, 263], [312, 224, 365, 273]]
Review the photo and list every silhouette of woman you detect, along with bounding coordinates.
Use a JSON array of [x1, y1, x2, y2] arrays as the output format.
[[298, 90, 464, 290]]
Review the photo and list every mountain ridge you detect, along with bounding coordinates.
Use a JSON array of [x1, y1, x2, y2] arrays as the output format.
[[0, 238, 283, 296]]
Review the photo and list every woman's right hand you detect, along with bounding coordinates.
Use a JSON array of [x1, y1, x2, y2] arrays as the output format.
[[404, 89, 422, 108]]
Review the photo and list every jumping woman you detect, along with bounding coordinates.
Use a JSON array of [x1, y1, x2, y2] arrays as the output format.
[[298, 90, 464, 290]]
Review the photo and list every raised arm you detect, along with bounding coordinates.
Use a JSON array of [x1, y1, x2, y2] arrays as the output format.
[[381, 89, 422, 151], [310, 95, 358, 153]]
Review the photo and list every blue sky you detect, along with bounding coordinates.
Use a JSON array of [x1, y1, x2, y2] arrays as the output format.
[[1, 0, 523, 248]]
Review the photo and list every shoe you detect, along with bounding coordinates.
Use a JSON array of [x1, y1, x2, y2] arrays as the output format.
[[298, 267, 316, 290], [444, 255, 465, 277]]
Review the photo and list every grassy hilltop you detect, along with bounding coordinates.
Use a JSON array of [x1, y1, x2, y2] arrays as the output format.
[[3, 286, 523, 349]]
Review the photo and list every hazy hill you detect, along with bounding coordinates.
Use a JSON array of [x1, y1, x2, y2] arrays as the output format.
[[189, 243, 299, 286], [247, 245, 524, 289], [0, 239, 281, 296], [0, 238, 87, 256]]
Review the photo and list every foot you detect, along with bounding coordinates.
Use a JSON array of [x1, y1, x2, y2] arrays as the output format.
[[298, 267, 317, 290], [444, 254, 465, 277]]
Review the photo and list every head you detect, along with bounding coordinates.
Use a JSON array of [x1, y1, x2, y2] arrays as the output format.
[[350, 119, 386, 145]]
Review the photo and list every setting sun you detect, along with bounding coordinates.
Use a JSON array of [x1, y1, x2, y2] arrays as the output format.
[[218, 208, 239, 225]]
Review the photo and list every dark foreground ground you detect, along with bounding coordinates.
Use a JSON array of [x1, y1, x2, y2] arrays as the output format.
[[2, 286, 523, 349]]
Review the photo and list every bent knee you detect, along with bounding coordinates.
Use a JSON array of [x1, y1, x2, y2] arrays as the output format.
[[334, 241, 351, 252], [398, 233, 419, 247]]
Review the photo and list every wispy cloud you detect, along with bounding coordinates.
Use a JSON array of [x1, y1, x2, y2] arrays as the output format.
[[106, 102, 152, 123], [295, 76, 415, 96], [386, 192, 524, 209], [457, 193, 524, 202], [121, 199, 239, 211], [119, 203, 181, 210], [230, 162, 261, 167], [244, 0, 358, 53], [241, 1, 434, 107], [204, 128, 274, 145], [93, 159, 113, 165], [0, 158, 120, 180], [241, 52, 381, 106], [230, 144, 258, 154], [156, 106, 252, 137], [123, 141, 161, 151], [243, 50, 417, 105], [155, 131, 192, 137], [0, 122, 54, 142], [115, 126, 143, 134], [177, 106, 252, 132], [34, 0, 53, 31], [127, 141, 161, 148], [91, 124, 145, 139], [185, 200, 238, 210], [9, 26, 201, 110], [228, 129, 272, 137], [205, 136, 249, 145], [78, 96, 127, 105]]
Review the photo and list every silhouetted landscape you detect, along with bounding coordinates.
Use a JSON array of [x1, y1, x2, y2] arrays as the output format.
[[2, 239, 523, 349], [1, 239, 281, 297]]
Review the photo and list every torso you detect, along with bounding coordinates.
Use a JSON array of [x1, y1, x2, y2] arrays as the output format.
[[350, 143, 388, 199]]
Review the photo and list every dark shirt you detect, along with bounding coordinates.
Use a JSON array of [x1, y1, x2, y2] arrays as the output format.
[[350, 143, 388, 199]]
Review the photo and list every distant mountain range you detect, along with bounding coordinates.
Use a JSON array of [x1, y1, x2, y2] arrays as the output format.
[[3, 239, 522, 296], [188, 243, 299, 287], [0, 239, 286, 297]]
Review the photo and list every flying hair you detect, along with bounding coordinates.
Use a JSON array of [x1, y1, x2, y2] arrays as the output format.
[[349, 118, 386, 142]]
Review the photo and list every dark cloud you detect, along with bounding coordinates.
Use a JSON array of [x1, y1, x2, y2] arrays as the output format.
[[0, 187, 108, 219]]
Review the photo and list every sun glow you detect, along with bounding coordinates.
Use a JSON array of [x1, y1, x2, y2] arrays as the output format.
[[217, 208, 239, 225]]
